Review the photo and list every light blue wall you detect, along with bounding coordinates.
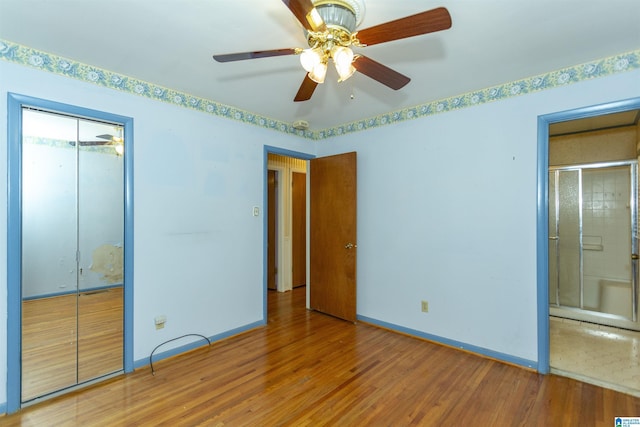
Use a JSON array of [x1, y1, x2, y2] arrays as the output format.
[[1, 55, 639, 410], [0, 60, 312, 408], [315, 69, 640, 365]]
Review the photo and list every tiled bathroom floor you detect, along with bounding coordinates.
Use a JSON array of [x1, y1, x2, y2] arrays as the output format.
[[550, 316, 640, 396]]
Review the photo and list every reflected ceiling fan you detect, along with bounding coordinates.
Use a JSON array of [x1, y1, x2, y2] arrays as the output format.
[[75, 133, 124, 155], [78, 134, 120, 145], [213, 0, 452, 102]]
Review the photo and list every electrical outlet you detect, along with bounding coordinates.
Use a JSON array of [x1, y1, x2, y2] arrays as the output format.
[[155, 315, 167, 330], [421, 300, 429, 313]]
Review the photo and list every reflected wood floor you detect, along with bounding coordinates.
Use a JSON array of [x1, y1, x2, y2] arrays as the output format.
[[4, 287, 640, 426], [21, 288, 124, 401]]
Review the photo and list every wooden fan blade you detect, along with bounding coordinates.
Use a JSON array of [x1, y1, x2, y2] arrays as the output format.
[[281, 0, 326, 32], [294, 74, 319, 102], [213, 48, 298, 62], [77, 140, 111, 146], [353, 55, 410, 90], [355, 7, 452, 46]]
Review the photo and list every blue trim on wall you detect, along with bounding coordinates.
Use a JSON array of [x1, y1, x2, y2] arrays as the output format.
[[6, 93, 23, 414], [5, 93, 134, 413], [262, 146, 315, 321], [132, 321, 264, 370], [536, 96, 640, 375], [264, 146, 316, 160], [358, 315, 537, 370], [536, 115, 551, 374]]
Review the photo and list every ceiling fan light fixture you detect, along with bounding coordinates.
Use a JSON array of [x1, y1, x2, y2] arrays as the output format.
[[300, 47, 324, 72], [213, 2, 452, 102], [332, 45, 353, 68], [332, 45, 355, 81], [308, 61, 328, 83], [335, 63, 356, 82]]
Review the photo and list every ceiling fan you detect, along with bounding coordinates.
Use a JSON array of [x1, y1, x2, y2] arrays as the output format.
[[213, 0, 452, 102], [75, 133, 124, 155], [81, 134, 120, 145]]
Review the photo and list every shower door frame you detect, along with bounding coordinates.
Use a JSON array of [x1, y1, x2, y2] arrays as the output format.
[[548, 160, 638, 329]]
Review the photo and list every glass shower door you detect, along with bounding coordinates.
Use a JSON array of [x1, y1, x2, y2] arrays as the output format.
[[549, 169, 582, 308], [549, 162, 638, 330]]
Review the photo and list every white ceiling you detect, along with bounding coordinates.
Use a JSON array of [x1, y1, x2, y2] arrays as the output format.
[[1, 0, 639, 131]]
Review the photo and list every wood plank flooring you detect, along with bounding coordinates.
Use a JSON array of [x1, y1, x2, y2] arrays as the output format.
[[4, 286, 640, 426]]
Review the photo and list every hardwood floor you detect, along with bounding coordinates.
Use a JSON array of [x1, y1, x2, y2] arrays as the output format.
[[4, 286, 640, 426]]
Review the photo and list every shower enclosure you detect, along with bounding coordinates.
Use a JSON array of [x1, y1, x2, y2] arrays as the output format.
[[549, 161, 639, 331]]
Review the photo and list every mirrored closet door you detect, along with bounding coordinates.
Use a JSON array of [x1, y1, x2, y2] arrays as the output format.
[[21, 109, 124, 402]]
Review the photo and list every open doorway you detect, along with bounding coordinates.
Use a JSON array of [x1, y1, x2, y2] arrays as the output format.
[[267, 153, 308, 294], [264, 148, 358, 323], [265, 149, 313, 319], [538, 98, 640, 395]]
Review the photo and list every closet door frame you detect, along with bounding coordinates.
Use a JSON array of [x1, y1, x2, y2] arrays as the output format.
[[6, 93, 134, 413]]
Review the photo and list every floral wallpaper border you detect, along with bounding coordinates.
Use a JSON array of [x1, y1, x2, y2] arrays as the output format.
[[1, 39, 638, 140]]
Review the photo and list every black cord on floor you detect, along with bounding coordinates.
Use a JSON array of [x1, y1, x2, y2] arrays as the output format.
[[149, 334, 211, 375]]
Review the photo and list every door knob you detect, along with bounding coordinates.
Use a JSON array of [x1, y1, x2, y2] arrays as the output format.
[[345, 243, 356, 249]]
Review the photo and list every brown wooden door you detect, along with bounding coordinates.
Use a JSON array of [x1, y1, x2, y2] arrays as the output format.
[[267, 170, 277, 290], [292, 172, 306, 287], [310, 152, 357, 322]]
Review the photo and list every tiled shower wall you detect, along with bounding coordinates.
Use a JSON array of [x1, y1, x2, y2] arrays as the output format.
[[582, 166, 632, 311]]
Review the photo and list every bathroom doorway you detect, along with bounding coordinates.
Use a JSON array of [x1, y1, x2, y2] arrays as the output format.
[[544, 103, 640, 394]]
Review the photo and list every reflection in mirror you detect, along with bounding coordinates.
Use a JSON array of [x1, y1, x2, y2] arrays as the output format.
[[21, 109, 124, 402]]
